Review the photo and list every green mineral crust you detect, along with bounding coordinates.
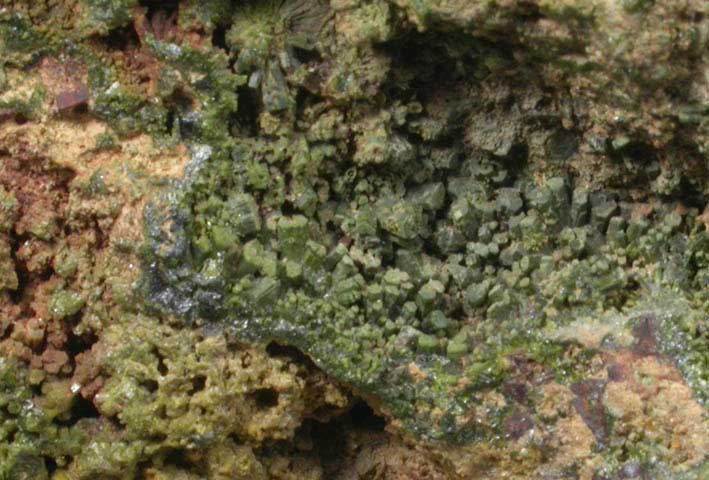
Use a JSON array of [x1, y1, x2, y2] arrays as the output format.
[[0, 0, 707, 479]]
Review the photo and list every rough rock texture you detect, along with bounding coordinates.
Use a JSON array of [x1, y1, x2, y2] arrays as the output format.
[[0, 1, 707, 479]]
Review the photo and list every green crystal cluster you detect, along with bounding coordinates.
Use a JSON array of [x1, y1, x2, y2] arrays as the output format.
[[133, 0, 709, 442], [145, 154, 708, 440]]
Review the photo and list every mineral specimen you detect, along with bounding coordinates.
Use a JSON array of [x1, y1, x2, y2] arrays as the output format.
[[0, 1, 707, 479]]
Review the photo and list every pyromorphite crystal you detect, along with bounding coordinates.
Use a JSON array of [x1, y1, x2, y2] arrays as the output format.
[[49, 290, 85, 320]]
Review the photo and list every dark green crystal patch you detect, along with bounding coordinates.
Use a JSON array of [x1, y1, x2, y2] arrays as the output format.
[[133, 0, 708, 443], [142, 146, 708, 441]]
